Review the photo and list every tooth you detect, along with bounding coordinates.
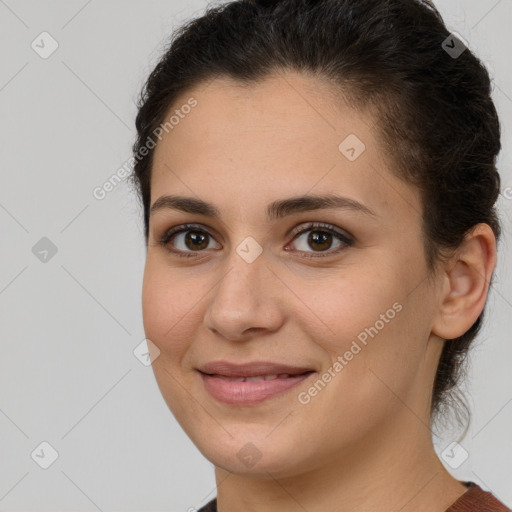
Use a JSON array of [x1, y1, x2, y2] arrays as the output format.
[[215, 375, 245, 381], [246, 376, 266, 382], [264, 374, 278, 380], [278, 374, 290, 378]]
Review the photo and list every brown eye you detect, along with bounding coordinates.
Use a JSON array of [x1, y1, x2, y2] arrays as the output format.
[[160, 224, 221, 257], [183, 231, 209, 250], [307, 231, 333, 251], [288, 222, 353, 257]]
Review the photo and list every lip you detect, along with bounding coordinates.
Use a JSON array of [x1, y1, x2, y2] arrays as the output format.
[[197, 361, 316, 405]]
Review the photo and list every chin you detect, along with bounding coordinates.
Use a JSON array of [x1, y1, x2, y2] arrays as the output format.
[[189, 427, 316, 479]]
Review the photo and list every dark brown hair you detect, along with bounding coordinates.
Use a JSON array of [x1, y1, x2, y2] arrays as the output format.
[[130, 0, 502, 428]]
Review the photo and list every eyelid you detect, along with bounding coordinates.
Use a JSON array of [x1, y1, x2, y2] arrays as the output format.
[[287, 221, 353, 243]]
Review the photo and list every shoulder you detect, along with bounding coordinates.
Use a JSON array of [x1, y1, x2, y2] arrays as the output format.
[[446, 481, 511, 512]]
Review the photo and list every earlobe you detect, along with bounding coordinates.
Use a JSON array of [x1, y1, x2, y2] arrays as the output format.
[[431, 223, 497, 340]]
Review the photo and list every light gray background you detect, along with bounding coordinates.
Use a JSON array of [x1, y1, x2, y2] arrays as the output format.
[[0, 1, 511, 510]]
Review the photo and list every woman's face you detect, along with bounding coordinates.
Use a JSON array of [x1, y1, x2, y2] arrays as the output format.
[[142, 71, 444, 477]]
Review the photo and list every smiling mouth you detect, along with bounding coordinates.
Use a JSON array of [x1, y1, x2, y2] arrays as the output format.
[[198, 370, 315, 405]]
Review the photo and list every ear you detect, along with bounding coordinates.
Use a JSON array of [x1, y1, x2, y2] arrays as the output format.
[[432, 223, 497, 340]]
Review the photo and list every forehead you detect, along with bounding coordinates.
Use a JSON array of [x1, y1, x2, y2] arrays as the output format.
[[155, 72, 371, 159], [150, 71, 422, 224]]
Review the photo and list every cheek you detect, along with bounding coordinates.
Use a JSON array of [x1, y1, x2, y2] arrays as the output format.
[[292, 266, 403, 355], [291, 290, 421, 451], [141, 258, 197, 359], [299, 266, 424, 400], [141, 259, 204, 423]]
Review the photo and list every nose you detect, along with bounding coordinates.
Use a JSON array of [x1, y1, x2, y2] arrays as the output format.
[[203, 250, 284, 341]]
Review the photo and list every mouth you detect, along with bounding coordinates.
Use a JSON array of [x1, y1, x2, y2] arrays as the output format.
[[197, 361, 316, 405]]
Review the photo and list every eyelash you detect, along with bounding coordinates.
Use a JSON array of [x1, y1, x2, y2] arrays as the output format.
[[159, 222, 354, 259]]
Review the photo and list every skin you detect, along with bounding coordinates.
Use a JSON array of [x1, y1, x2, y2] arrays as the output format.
[[142, 70, 497, 512]]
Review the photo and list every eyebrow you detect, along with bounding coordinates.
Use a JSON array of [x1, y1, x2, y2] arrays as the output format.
[[150, 193, 377, 220]]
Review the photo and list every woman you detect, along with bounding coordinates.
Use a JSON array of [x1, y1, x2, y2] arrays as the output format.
[[130, 0, 510, 510]]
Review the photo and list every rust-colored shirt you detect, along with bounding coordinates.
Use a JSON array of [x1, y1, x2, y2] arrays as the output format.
[[197, 481, 511, 511], [446, 482, 510, 511]]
